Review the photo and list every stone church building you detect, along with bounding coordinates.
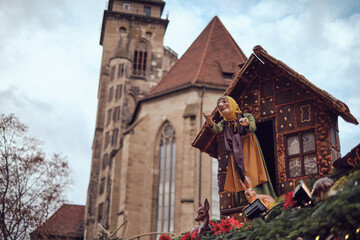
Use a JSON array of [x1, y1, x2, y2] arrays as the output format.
[[84, 0, 247, 239]]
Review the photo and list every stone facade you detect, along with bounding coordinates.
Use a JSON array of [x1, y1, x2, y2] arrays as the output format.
[[111, 89, 220, 238]]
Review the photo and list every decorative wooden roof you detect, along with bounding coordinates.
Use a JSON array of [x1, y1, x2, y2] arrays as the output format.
[[31, 204, 85, 239], [192, 45, 358, 155], [147, 16, 247, 98], [333, 143, 360, 169]]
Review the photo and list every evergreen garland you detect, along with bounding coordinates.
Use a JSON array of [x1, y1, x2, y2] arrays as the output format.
[[97, 168, 360, 240], [194, 167, 360, 240]]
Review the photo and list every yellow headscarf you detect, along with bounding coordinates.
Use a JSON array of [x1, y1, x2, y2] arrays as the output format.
[[218, 96, 242, 129]]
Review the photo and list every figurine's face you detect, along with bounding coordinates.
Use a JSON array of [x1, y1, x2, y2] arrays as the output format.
[[217, 98, 230, 117]]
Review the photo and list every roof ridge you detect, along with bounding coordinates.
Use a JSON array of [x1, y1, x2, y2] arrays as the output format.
[[150, 16, 216, 95], [192, 16, 216, 84], [216, 17, 247, 62]]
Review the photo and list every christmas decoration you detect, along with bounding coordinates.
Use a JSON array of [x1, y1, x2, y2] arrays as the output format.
[[165, 167, 360, 240], [283, 191, 296, 209]]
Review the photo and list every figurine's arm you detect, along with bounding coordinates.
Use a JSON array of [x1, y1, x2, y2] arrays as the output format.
[[243, 113, 256, 132], [210, 120, 224, 133], [202, 112, 224, 133]]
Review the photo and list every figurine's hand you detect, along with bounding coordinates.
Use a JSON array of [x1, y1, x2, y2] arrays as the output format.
[[239, 117, 250, 126], [203, 112, 214, 127]]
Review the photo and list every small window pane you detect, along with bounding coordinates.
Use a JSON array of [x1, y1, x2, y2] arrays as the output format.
[[123, 3, 130, 10], [304, 154, 317, 175], [287, 136, 300, 155], [302, 132, 316, 152], [288, 157, 301, 178]]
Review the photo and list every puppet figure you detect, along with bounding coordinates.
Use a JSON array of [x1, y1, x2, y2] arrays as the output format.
[[203, 96, 275, 200]]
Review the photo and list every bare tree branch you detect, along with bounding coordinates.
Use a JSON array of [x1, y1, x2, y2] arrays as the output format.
[[0, 114, 72, 240]]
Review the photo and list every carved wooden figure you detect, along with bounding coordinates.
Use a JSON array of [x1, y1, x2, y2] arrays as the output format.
[[240, 177, 275, 211], [194, 199, 211, 234]]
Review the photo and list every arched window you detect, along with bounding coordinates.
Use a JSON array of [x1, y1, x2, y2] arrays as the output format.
[[156, 124, 176, 233], [133, 41, 148, 76]]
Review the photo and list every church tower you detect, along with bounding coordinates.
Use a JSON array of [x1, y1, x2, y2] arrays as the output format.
[[84, 1, 177, 239]]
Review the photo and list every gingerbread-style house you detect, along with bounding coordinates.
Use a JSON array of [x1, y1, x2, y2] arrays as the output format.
[[192, 45, 358, 219]]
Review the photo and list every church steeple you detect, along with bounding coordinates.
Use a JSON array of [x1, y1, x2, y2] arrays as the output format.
[[84, 1, 176, 239]]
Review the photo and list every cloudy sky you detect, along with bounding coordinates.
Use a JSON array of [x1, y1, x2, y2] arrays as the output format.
[[0, 0, 359, 205]]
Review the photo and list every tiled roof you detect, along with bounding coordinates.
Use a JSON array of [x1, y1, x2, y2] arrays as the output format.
[[32, 204, 85, 239], [147, 16, 247, 97]]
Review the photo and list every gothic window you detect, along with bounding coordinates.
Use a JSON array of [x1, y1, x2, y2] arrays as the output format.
[[105, 131, 110, 149], [115, 85, 123, 99], [108, 87, 114, 102], [156, 124, 176, 233], [102, 154, 108, 171], [107, 109, 112, 126], [111, 128, 119, 146], [211, 158, 220, 219], [118, 63, 125, 78], [113, 106, 121, 122], [99, 177, 105, 194], [98, 202, 103, 221], [133, 41, 148, 76], [286, 131, 317, 178], [144, 6, 151, 16]]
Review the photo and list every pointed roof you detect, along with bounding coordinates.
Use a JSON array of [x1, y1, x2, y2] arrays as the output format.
[[192, 45, 358, 155], [147, 16, 247, 98]]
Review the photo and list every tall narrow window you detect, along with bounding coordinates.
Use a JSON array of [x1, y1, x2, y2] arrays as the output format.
[[113, 106, 121, 122], [156, 124, 176, 233], [105, 131, 110, 149], [98, 203, 104, 221], [102, 154, 108, 171], [118, 63, 125, 78], [111, 128, 119, 146], [144, 6, 151, 16], [107, 109, 112, 126], [211, 158, 220, 219], [108, 87, 114, 102], [133, 42, 148, 76], [115, 84, 123, 100], [99, 177, 105, 194], [286, 131, 317, 178]]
